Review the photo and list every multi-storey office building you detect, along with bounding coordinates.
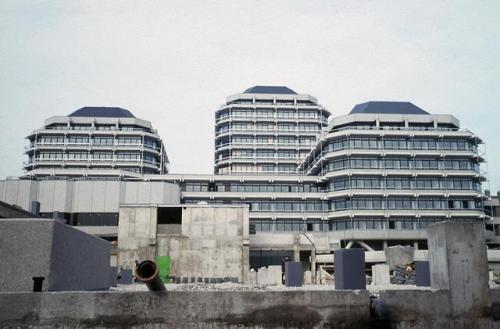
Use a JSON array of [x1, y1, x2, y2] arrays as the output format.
[[297, 101, 486, 248], [24, 107, 169, 175], [214, 86, 330, 175], [2, 100, 490, 267]]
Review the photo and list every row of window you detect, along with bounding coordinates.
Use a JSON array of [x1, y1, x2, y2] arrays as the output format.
[[183, 178, 481, 193], [251, 218, 468, 232], [329, 177, 481, 191], [217, 164, 298, 174], [183, 183, 323, 193], [217, 123, 321, 133], [34, 151, 159, 163], [228, 150, 309, 159], [330, 197, 482, 211], [325, 138, 477, 152], [34, 136, 159, 148], [184, 198, 482, 212], [220, 136, 317, 146], [45, 124, 152, 132], [321, 157, 479, 173], [331, 122, 458, 132], [217, 110, 327, 120]]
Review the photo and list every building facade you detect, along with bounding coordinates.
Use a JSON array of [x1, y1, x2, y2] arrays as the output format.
[[24, 107, 169, 176], [214, 86, 330, 175], [1, 99, 491, 268]]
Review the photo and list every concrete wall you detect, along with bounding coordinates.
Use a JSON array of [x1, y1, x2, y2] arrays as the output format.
[[158, 206, 250, 282], [0, 219, 111, 292], [0, 290, 371, 328], [0, 180, 181, 214], [118, 205, 250, 282], [117, 206, 158, 269]]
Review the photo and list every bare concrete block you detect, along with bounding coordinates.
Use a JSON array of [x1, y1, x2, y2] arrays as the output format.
[[304, 270, 312, 285], [385, 245, 414, 270], [427, 221, 491, 318], [0, 219, 111, 292], [257, 267, 268, 285], [247, 270, 257, 285], [267, 265, 283, 286], [372, 264, 390, 285]]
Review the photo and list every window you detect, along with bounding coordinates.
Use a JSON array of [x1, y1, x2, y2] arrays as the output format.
[[92, 152, 112, 160], [116, 152, 141, 161], [116, 136, 142, 145], [93, 136, 114, 146], [67, 136, 89, 144]]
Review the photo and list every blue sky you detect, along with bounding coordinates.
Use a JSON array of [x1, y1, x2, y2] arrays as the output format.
[[1, 1, 499, 190]]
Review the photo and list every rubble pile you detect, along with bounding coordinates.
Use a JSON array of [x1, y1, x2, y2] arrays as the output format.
[[390, 265, 416, 285]]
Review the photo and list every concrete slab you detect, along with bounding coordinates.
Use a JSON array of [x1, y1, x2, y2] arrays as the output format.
[[372, 264, 390, 286]]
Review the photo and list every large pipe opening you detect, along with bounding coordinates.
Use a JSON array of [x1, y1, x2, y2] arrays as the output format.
[[135, 260, 165, 291]]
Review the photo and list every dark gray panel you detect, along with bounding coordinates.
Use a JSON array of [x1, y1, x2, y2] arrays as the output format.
[[415, 261, 431, 287], [285, 261, 303, 287], [334, 248, 366, 290], [350, 101, 428, 115]]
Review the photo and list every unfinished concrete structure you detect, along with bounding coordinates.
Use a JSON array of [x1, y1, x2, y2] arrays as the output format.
[[118, 204, 250, 283], [2, 221, 500, 328]]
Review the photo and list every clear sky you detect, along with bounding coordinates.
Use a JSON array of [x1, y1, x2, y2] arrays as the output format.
[[1, 1, 499, 190]]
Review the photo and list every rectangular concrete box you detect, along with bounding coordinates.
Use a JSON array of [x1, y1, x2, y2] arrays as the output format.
[[334, 248, 366, 290], [0, 218, 111, 292], [285, 262, 303, 287]]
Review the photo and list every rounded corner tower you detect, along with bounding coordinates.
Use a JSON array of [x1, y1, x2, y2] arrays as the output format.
[[214, 86, 331, 175], [24, 106, 169, 177]]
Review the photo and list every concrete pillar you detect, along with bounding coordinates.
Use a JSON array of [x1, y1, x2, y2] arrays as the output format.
[[257, 267, 268, 285], [427, 221, 490, 318], [311, 249, 316, 284], [304, 270, 312, 285], [247, 270, 257, 285], [293, 234, 300, 261], [371, 264, 390, 285], [267, 265, 283, 286]]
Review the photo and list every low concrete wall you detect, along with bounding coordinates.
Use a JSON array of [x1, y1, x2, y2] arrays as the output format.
[[0, 290, 371, 328]]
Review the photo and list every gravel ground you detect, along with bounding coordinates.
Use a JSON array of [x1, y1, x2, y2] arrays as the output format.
[[113, 282, 432, 292]]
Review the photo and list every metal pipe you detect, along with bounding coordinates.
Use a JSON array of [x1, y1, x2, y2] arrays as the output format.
[[135, 260, 166, 291]]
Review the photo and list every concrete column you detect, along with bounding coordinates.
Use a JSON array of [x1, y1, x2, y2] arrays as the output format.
[[293, 233, 300, 261], [371, 264, 390, 285], [427, 221, 490, 318], [311, 249, 316, 284]]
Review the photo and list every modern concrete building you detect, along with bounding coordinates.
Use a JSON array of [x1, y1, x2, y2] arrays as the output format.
[[214, 86, 330, 175], [0, 99, 491, 270], [24, 107, 169, 176]]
